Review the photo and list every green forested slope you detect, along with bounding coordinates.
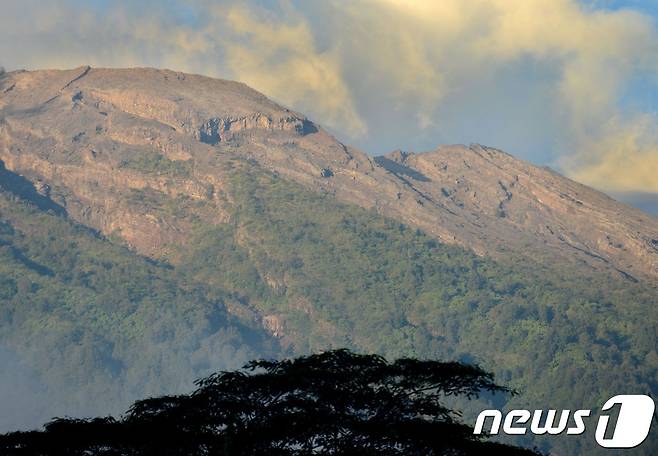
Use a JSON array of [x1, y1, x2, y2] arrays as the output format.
[[177, 162, 657, 454], [0, 160, 656, 453], [0, 188, 274, 431]]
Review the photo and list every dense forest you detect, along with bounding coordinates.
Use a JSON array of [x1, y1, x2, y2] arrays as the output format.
[[0, 185, 276, 430], [0, 158, 656, 453], [186, 163, 658, 454]]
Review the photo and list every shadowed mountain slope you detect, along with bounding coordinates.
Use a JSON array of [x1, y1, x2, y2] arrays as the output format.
[[0, 174, 275, 431]]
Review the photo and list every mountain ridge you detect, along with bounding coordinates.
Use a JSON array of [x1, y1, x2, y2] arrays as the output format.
[[0, 66, 656, 283]]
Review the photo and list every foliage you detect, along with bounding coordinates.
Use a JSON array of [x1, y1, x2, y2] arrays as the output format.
[[176, 163, 658, 454], [118, 152, 192, 178], [0, 188, 274, 426], [0, 350, 539, 455], [0, 160, 656, 453]]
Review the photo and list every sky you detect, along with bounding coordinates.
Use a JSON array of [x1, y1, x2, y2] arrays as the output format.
[[1, 0, 658, 207]]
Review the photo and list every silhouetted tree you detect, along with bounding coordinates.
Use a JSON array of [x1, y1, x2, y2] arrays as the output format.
[[0, 350, 539, 455]]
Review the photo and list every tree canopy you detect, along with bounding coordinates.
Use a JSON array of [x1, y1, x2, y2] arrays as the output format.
[[0, 350, 539, 455]]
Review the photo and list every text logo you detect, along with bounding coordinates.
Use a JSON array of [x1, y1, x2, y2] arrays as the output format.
[[474, 395, 655, 449]]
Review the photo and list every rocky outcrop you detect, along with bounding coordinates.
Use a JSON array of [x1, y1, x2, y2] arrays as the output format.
[[198, 114, 317, 145], [0, 66, 656, 282]]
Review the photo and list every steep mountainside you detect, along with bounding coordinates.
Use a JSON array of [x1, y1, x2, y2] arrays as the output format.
[[0, 167, 275, 431], [0, 67, 655, 282], [0, 67, 656, 454]]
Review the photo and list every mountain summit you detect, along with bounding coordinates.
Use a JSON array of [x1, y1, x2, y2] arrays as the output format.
[[1, 66, 655, 282]]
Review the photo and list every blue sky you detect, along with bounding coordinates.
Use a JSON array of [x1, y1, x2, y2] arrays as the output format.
[[1, 0, 658, 206]]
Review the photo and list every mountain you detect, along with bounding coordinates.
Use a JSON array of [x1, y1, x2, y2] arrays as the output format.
[[1, 67, 656, 281], [0, 67, 656, 454]]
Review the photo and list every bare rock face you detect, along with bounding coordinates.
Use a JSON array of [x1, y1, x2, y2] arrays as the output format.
[[0, 66, 656, 282]]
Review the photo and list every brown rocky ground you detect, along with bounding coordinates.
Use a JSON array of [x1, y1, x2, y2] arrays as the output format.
[[0, 66, 656, 282]]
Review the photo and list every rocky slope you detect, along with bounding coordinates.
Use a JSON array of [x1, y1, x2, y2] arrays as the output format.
[[0, 66, 656, 284]]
